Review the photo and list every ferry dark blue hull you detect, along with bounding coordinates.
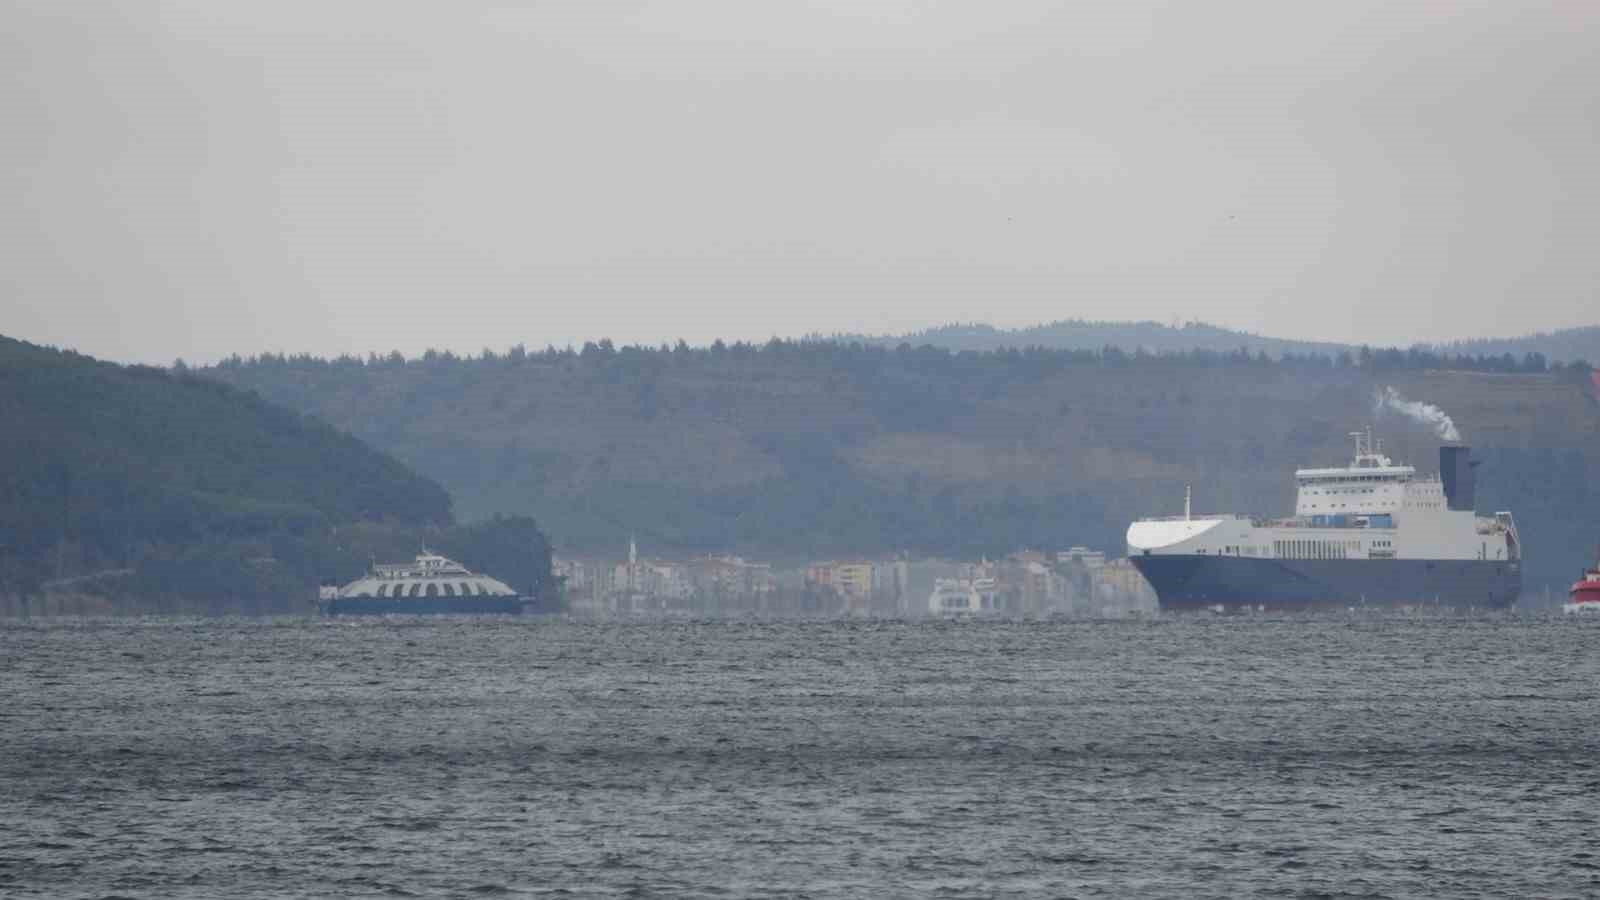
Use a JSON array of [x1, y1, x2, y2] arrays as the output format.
[[323, 596, 526, 615], [1130, 555, 1520, 611]]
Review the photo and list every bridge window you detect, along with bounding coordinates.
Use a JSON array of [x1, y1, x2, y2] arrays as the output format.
[[425, 583, 440, 597]]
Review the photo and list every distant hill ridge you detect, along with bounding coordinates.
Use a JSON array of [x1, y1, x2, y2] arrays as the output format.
[[843, 319, 1599, 364], [1417, 325, 1600, 365]]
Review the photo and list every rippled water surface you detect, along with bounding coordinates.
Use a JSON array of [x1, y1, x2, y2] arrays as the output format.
[[4, 615, 1599, 898]]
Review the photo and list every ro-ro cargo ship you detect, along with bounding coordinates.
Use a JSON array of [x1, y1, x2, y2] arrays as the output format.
[[1127, 431, 1520, 610]]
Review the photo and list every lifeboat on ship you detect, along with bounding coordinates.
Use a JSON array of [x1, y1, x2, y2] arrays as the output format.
[[1566, 550, 1600, 614]]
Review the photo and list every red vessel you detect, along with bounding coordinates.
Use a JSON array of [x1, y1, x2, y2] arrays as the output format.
[[1568, 548, 1600, 613]]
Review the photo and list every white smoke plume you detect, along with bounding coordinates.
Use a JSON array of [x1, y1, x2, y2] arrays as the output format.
[[1373, 386, 1462, 443]]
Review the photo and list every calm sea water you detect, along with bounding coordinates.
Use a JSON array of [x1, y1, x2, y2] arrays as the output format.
[[3, 615, 1598, 899]]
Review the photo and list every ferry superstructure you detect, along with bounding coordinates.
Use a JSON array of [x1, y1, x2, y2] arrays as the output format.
[[1127, 431, 1521, 610], [321, 551, 525, 615]]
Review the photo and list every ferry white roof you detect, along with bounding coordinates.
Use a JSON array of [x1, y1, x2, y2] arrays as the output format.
[[338, 552, 516, 599]]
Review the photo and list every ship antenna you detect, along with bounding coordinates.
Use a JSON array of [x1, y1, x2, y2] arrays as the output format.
[[1184, 484, 1191, 521]]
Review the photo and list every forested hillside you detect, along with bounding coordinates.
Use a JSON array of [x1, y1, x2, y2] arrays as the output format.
[[852, 320, 1600, 366], [0, 336, 552, 613], [1419, 326, 1600, 367], [205, 341, 1600, 603]]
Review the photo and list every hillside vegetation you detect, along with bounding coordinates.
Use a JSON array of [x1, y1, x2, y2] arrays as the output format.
[[0, 336, 551, 613], [206, 341, 1600, 602], [1419, 326, 1600, 366], [851, 320, 1600, 365]]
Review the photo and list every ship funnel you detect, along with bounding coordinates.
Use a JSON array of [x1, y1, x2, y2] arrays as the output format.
[[1440, 446, 1476, 512]]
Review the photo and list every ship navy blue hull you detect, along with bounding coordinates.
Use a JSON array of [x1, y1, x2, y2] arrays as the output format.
[[324, 596, 525, 615], [1130, 555, 1520, 611]]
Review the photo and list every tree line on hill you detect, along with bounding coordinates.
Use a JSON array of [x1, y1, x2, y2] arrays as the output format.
[[1419, 326, 1600, 367], [844, 319, 1600, 367], [214, 335, 1594, 377]]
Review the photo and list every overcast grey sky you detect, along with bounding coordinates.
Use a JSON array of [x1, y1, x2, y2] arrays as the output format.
[[3, 1, 1596, 364]]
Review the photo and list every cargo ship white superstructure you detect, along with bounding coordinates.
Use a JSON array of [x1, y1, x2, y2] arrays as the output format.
[[1126, 431, 1521, 610]]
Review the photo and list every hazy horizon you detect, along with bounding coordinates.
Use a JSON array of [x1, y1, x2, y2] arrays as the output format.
[[5, 2, 1597, 364]]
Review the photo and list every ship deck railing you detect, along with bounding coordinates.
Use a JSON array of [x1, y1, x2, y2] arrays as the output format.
[[1249, 518, 1389, 529], [371, 566, 472, 578], [1137, 515, 1505, 533], [1135, 514, 1387, 529]]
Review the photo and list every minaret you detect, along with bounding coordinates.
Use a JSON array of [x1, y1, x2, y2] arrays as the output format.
[[629, 536, 637, 567]]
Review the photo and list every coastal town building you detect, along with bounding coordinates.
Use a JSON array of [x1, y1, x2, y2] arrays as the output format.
[[805, 560, 875, 611], [557, 540, 1155, 617], [1057, 546, 1106, 570]]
